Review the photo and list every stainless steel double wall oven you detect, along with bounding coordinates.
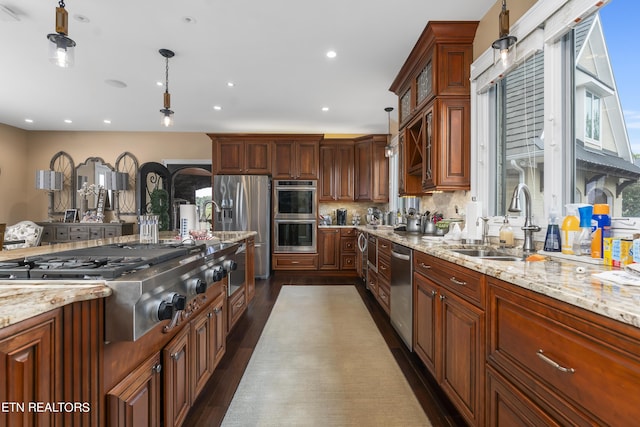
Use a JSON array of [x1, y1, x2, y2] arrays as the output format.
[[273, 180, 317, 253]]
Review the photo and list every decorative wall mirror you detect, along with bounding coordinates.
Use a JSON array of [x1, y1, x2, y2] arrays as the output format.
[[50, 151, 75, 215], [75, 157, 115, 212]]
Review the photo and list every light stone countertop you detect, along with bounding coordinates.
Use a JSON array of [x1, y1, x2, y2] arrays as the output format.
[[360, 226, 640, 329], [0, 230, 256, 330]]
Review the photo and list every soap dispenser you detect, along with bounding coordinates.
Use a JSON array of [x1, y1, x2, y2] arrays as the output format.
[[574, 205, 594, 256], [499, 216, 514, 248], [543, 206, 561, 252]]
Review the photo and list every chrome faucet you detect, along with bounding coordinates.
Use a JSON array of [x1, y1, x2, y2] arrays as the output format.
[[200, 200, 222, 221], [477, 217, 490, 245], [508, 183, 541, 252]]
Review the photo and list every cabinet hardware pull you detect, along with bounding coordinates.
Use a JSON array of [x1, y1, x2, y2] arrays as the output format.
[[207, 312, 213, 318], [235, 301, 244, 308], [431, 290, 437, 296], [419, 263, 431, 269], [536, 349, 575, 374], [291, 261, 299, 264], [171, 351, 182, 361], [213, 307, 221, 314], [439, 294, 446, 301], [449, 277, 467, 286], [152, 363, 162, 374]]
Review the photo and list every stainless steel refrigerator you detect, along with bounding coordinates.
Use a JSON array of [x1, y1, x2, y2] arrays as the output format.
[[213, 175, 271, 279]]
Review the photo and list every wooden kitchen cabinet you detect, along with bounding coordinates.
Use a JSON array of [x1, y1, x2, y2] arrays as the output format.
[[107, 353, 162, 427], [413, 251, 484, 426], [272, 137, 321, 179], [318, 227, 340, 270], [354, 135, 389, 202], [163, 325, 191, 427], [272, 253, 319, 270], [0, 308, 61, 427], [390, 21, 477, 194], [228, 287, 247, 333], [210, 137, 271, 175], [319, 140, 355, 201], [487, 277, 640, 426], [191, 292, 226, 399], [339, 228, 356, 270]]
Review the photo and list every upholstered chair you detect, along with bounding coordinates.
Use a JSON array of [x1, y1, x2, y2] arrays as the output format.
[[3, 221, 44, 250]]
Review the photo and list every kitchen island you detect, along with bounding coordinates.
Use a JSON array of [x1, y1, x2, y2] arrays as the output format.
[[0, 230, 255, 427]]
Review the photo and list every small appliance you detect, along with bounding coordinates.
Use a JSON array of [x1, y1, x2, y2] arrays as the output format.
[[336, 208, 347, 225]]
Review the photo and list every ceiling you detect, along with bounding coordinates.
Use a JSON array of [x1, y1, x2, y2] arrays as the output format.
[[0, 0, 494, 134]]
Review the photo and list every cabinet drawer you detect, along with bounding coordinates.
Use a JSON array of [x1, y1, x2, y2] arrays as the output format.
[[377, 238, 392, 258], [488, 282, 640, 426], [69, 232, 90, 241], [104, 228, 122, 238], [55, 227, 70, 240], [377, 253, 391, 282], [376, 277, 390, 314], [340, 254, 356, 270], [367, 270, 378, 295], [340, 237, 356, 253], [272, 254, 318, 270], [229, 289, 246, 324], [414, 251, 484, 308], [340, 228, 356, 237], [89, 227, 104, 239]]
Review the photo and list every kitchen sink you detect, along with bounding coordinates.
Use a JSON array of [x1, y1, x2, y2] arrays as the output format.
[[450, 248, 523, 261]]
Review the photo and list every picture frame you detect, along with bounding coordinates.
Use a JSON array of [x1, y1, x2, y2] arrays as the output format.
[[64, 209, 77, 223]]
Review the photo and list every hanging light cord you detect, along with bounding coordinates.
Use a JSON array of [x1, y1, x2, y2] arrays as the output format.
[[164, 57, 170, 95]]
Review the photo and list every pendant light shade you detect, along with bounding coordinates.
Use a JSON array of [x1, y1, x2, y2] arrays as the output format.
[[384, 107, 394, 158], [159, 49, 175, 127], [47, 1, 76, 68], [492, 0, 517, 67]]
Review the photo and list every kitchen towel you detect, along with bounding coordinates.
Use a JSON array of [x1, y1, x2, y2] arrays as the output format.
[[465, 199, 483, 241]]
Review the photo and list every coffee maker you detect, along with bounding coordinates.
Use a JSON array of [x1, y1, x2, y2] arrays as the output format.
[[336, 208, 347, 225]]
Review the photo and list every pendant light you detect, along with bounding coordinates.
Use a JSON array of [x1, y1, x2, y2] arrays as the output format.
[[492, 0, 517, 67], [384, 107, 394, 158], [159, 49, 175, 127], [47, 0, 76, 68]]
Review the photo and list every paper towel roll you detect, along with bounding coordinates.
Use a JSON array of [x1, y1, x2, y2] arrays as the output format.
[[465, 199, 483, 240], [179, 204, 198, 238]]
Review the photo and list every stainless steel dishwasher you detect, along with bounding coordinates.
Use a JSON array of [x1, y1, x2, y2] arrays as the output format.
[[390, 243, 413, 350]]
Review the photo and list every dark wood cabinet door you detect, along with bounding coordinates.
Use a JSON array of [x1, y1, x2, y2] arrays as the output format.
[[336, 144, 355, 200], [319, 145, 336, 201], [413, 272, 438, 376], [354, 141, 372, 201], [371, 140, 389, 202], [245, 238, 255, 302], [190, 309, 213, 399], [318, 228, 340, 270], [0, 309, 61, 427], [245, 141, 271, 174], [107, 353, 162, 427], [216, 140, 244, 174], [439, 289, 484, 427], [272, 141, 295, 178], [211, 294, 226, 367], [297, 141, 319, 179], [433, 97, 470, 190], [163, 327, 191, 427]]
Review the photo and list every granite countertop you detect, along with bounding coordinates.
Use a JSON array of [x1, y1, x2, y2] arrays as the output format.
[[361, 226, 640, 329], [0, 230, 257, 330]]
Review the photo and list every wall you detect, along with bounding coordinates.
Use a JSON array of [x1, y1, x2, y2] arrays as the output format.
[[0, 124, 29, 224], [21, 131, 211, 223]]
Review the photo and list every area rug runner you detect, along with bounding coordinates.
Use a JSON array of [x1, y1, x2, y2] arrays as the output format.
[[221, 285, 432, 426]]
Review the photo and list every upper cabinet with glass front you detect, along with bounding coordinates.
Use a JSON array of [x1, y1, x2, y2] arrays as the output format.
[[390, 21, 477, 194]]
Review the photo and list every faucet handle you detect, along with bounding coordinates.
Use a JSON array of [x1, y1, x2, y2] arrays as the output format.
[[522, 225, 541, 232]]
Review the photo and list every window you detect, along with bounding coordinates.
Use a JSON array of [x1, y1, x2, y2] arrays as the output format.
[[584, 91, 601, 144], [472, 0, 640, 233]]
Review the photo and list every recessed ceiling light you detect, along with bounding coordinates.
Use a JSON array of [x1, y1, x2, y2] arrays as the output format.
[[182, 16, 197, 24], [322, 107, 330, 112], [156, 81, 164, 87], [24, 118, 33, 123], [105, 79, 127, 88], [64, 119, 72, 124], [227, 82, 235, 87], [326, 50, 337, 59], [103, 119, 112, 124], [213, 105, 222, 111]]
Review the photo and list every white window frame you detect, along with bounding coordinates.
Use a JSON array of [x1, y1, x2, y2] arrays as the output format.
[[470, 0, 612, 240], [584, 90, 602, 145]]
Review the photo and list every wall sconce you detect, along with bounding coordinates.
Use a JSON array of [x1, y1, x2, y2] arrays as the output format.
[[47, 1, 76, 68], [492, 0, 517, 68], [159, 49, 175, 127], [36, 170, 63, 222], [105, 171, 129, 223], [384, 106, 394, 158]]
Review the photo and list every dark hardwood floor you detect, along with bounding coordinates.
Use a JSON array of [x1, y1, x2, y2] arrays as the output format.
[[183, 273, 466, 427]]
